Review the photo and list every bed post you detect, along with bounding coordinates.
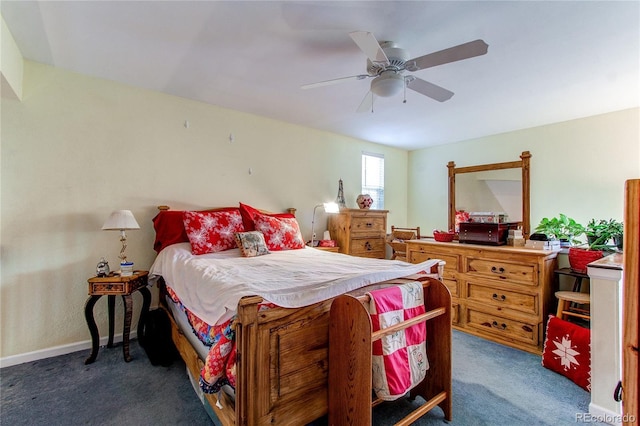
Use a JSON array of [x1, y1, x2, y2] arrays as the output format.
[[328, 295, 373, 424], [414, 277, 452, 421], [234, 295, 264, 425]]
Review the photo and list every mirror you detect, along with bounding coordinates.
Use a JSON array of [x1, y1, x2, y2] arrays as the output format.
[[448, 151, 531, 238]]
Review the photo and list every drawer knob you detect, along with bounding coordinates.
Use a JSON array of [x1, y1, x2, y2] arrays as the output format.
[[492, 321, 507, 330], [365, 222, 373, 228], [364, 241, 372, 250], [492, 293, 507, 302], [491, 266, 505, 274]]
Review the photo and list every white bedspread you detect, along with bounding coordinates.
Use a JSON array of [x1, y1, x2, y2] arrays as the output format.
[[150, 243, 441, 325]]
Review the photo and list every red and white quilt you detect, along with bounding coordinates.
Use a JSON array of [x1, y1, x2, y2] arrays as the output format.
[[367, 281, 429, 401]]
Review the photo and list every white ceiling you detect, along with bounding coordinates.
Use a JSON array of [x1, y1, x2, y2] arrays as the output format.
[[2, 1, 639, 150]]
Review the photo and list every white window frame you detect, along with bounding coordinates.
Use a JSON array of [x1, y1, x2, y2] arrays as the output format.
[[361, 152, 384, 210]]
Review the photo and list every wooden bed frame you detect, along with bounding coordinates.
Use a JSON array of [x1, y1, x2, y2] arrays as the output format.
[[153, 206, 452, 425]]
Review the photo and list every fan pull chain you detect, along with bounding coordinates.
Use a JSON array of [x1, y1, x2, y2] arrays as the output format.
[[403, 79, 407, 104]]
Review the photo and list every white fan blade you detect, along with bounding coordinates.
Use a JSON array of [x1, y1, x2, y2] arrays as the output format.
[[349, 31, 389, 65], [406, 39, 489, 72], [406, 77, 454, 102], [356, 91, 374, 113], [301, 74, 368, 90]]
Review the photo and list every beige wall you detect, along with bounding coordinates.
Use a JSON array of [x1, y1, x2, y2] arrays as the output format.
[[408, 108, 640, 238], [0, 61, 408, 359], [2, 59, 638, 362]]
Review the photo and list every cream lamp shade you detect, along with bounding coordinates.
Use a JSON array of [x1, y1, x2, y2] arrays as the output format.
[[102, 210, 140, 263]]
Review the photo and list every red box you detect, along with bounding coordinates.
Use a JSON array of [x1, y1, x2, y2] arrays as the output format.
[[318, 239, 337, 247]]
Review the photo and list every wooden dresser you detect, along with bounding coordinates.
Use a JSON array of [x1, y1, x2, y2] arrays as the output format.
[[406, 240, 558, 354], [328, 209, 388, 259]]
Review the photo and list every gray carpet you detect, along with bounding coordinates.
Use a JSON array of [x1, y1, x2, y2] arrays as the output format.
[[1, 331, 600, 425]]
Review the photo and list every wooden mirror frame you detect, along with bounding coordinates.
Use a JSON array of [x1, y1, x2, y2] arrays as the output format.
[[448, 151, 531, 239]]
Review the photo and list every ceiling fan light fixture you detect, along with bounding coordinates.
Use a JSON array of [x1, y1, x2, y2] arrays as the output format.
[[370, 72, 404, 97]]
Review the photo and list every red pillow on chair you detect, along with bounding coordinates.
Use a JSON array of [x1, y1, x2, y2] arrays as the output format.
[[542, 315, 591, 392]]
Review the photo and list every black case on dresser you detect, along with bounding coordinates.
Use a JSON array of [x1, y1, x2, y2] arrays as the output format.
[[459, 222, 520, 245]]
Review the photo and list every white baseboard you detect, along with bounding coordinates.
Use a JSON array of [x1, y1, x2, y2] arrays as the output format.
[[0, 331, 138, 369], [588, 402, 623, 426]]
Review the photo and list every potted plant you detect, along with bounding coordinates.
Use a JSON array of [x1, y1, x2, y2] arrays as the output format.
[[609, 219, 624, 250], [568, 218, 622, 274], [534, 214, 585, 247], [585, 218, 623, 251]]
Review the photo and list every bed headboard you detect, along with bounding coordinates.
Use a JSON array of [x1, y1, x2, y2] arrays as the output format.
[[157, 205, 297, 216]]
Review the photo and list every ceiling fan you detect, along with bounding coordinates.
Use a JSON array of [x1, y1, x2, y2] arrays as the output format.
[[301, 31, 489, 112]]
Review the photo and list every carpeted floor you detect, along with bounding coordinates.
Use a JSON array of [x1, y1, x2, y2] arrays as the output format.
[[1, 330, 600, 425]]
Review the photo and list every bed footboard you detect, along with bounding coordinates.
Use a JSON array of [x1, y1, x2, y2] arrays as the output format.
[[158, 271, 447, 426]]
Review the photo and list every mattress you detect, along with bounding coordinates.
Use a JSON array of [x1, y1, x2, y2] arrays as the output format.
[[165, 293, 210, 360], [150, 242, 441, 326]]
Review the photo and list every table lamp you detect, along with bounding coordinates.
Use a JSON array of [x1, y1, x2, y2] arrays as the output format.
[[102, 210, 140, 264], [310, 202, 340, 247]]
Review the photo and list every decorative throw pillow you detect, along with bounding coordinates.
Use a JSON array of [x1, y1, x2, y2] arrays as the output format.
[[183, 210, 245, 255], [542, 315, 591, 392], [253, 212, 305, 251], [239, 202, 295, 231], [235, 231, 270, 257], [152, 208, 240, 253]]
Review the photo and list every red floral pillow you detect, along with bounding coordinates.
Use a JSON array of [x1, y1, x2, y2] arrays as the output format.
[[239, 202, 295, 231], [542, 315, 591, 392], [253, 212, 305, 251], [152, 208, 239, 253], [183, 210, 245, 255]]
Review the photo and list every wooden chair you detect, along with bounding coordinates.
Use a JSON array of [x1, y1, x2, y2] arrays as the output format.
[[555, 291, 591, 322], [387, 226, 420, 261]]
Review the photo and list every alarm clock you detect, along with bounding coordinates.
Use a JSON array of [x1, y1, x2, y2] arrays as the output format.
[[96, 258, 110, 277]]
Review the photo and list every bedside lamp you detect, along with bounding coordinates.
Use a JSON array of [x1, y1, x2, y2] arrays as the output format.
[[102, 210, 140, 264], [310, 202, 340, 247]]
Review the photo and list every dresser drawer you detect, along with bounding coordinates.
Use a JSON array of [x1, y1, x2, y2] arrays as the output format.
[[442, 278, 459, 298], [466, 282, 537, 316], [408, 250, 459, 279], [349, 237, 385, 258], [350, 215, 386, 234], [465, 257, 537, 286], [465, 307, 538, 347]]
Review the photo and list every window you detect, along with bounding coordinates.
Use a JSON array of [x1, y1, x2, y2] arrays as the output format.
[[362, 152, 384, 209]]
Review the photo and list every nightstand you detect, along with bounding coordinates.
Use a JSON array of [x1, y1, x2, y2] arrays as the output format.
[[314, 246, 340, 253], [328, 209, 388, 258], [84, 270, 151, 364]]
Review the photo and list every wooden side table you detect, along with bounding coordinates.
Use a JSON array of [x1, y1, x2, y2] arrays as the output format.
[[84, 270, 151, 364], [314, 246, 340, 253]]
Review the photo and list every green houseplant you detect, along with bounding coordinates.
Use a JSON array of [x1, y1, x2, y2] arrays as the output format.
[[534, 214, 585, 246], [585, 218, 623, 250], [568, 218, 623, 274]]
